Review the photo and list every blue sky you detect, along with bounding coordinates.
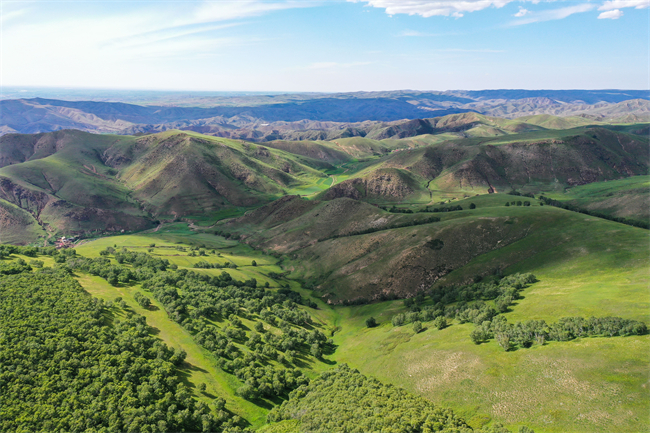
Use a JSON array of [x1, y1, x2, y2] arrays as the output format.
[[1, 0, 648, 91]]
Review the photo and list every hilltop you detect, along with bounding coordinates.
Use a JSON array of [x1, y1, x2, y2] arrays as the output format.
[[0, 117, 647, 244]]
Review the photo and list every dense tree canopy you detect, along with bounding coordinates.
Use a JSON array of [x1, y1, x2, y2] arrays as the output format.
[[0, 269, 244, 432]]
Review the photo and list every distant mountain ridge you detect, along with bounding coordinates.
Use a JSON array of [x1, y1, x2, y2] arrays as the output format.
[[1, 89, 648, 138]]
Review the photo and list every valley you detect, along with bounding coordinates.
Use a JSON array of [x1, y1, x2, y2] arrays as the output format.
[[1, 99, 648, 433]]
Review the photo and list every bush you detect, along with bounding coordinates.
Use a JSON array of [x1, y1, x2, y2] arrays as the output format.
[[413, 321, 423, 333], [133, 292, 152, 308], [365, 317, 377, 328]]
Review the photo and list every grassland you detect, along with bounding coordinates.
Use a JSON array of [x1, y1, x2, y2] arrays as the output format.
[[3, 204, 648, 433], [1, 119, 649, 432], [542, 176, 650, 222], [227, 196, 648, 432], [315, 208, 649, 432], [72, 227, 338, 429]]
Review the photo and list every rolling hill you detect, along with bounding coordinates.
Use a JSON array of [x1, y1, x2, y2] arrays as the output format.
[[0, 119, 647, 244], [0, 109, 648, 433]]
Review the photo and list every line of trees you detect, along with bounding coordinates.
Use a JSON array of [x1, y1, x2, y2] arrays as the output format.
[[389, 273, 536, 331], [62, 249, 329, 402], [470, 315, 648, 350], [421, 204, 464, 212], [504, 200, 531, 207], [538, 195, 649, 229], [319, 216, 440, 242], [194, 260, 238, 269]]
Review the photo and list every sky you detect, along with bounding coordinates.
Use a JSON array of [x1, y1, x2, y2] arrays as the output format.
[[1, 0, 648, 92]]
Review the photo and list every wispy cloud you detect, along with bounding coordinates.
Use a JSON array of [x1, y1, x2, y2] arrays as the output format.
[[0, 7, 29, 25], [399, 29, 434, 37], [514, 7, 530, 17], [598, 0, 649, 10], [598, 9, 624, 18], [397, 29, 458, 37], [508, 3, 596, 25], [351, 0, 521, 18]]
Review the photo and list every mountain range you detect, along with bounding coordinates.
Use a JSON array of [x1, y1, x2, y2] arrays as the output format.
[[1, 90, 648, 139]]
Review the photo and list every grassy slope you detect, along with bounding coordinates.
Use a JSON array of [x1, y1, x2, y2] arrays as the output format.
[[0, 198, 46, 244], [73, 229, 337, 429], [543, 175, 650, 222], [228, 194, 649, 431], [322, 210, 649, 433], [5, 205, 648, 433]]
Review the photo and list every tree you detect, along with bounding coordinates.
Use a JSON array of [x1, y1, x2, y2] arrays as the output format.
[[310, 343, 322, 359], [505, 202, 510, 207], [496, 332, 512, 351], [251, 260, 257, 266], [412, 321, 423, 333], [516, 201, 522, 206], [433, 316, 447, 330], [254, 321, 265, 332], [365, 317, 377, 328], [236, 384, 258, 400], [469, 203, 476, 209], [523, 201, 531, 207], [134, 292, 152, 308]]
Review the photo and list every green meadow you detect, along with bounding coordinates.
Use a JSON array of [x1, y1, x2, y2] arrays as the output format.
[[59, 205, 649, 433]]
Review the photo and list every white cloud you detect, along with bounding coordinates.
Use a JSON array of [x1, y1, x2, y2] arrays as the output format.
[[350, 0, 513, 18], [599, 0, 649, 10], [353, 0, 646, 20], [0, 8, 29, 25], [514, 7, 530, 16], [509, 3, 596, 25], [598, 8, 624, 17], [0, 1, 314, 89]]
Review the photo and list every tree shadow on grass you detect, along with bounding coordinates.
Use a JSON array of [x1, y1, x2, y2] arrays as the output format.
[[185, 362, 208, 374]]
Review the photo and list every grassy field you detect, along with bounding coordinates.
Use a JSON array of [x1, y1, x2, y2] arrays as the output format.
[[543, 175, 650, 222], [222, 198, 648, 432], [71, 228, 338, 429], [4, 206, 648, 432], [322, 233, 649, 433], [75, 274, 271, 427]]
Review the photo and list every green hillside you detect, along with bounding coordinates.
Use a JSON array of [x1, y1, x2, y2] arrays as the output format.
[[1, 204, 647, 432], [543, 175, 649, 223], [1, 119, 648, 433]]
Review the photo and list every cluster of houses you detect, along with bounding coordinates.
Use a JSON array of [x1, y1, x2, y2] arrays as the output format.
[[55, 236, 77, 249]]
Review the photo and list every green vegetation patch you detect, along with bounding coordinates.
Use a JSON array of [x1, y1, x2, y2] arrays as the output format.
[[267, 364, 476, 433], [0, 269, 239, 433]]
